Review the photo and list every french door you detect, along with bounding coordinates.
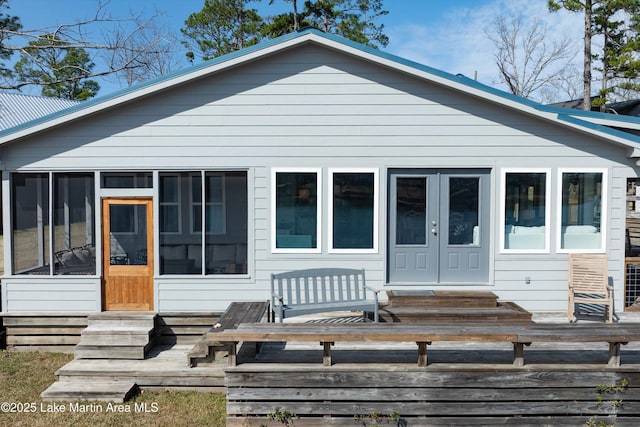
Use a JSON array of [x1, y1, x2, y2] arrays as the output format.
[[388, 169, 490, 284]]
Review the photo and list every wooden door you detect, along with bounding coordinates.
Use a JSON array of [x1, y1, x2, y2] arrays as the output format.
[[102, 198, 154, 311]]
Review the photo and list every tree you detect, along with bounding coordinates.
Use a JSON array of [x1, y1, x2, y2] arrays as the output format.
[[548, 0, 640, 110], [107, 14, 184, 87], [0, 0, 21, 79], [14, 34, 100, 100], [302, 0, 388, 48], [548, 0, 594, 110], [485, 14, 576, 101], [181, 0, 264, 62], [592, 0, 640, 107], [0, 0, 176, 94]]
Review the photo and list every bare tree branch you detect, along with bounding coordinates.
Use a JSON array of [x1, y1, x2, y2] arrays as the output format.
[[485, 14, 577, 102], [0, 0, 182, 93]]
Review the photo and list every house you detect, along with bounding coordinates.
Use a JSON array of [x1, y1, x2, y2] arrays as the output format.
[[1, 29, 640, 316], [0, 92, 80, 131]]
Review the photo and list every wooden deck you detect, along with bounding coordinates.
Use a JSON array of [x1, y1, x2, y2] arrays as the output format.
[[55, 344, 227, 392], [227, 340, 640, 426], [7, 309, 640, 424], [224, 312, 640, 426]]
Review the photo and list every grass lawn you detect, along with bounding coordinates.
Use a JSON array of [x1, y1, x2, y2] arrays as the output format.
[[0, 350, 226, 427]]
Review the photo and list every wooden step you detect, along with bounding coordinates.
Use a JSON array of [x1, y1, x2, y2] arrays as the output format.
[[387, 290, 499, 308], [80, 326, 154, 346], [87, 312, 156, 328], [41, 380, 138, 402], [378, 303, 532, 324], [74, 343, 152, 359]]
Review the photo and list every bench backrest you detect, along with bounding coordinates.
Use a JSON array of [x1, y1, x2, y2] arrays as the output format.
[[569, 253, 608, 295], [271, 268, 367, 305]]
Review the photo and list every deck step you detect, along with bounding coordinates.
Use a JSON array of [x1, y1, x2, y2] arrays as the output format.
[[74, 313, 158, 360], [87, 312, 156, 328], [381, 292, 531, 324], [387, 290, 499, 309], [79, 326, 154, 346], [379, 304, 532, 324], [74, 343, 151, 359], [41, 380, 138, 402]]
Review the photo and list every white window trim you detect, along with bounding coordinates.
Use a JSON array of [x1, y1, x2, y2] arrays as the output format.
[[499, 168, 551, 254], [557, 168, 607, 253], [271, 167, 322, 254], [328, 168, 379, 254]]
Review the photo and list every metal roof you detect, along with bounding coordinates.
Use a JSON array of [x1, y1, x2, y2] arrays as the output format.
[[0, 92, 80, 131]]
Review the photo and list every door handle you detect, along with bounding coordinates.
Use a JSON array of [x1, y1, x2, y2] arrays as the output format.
[[431, 228, 438, 235]]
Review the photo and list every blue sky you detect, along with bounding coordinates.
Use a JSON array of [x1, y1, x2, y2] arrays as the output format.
[[7, 0, 583, 97]]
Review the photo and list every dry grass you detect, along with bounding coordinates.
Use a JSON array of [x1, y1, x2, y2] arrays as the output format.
[[0, 350, 226, 427]]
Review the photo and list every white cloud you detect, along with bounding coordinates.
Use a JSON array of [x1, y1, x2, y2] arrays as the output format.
[[386, 0, 584, 96]]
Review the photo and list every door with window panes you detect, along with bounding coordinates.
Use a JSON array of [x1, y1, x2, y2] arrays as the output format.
[[102, 198, 154, 310], [388, 169, 490, 283]]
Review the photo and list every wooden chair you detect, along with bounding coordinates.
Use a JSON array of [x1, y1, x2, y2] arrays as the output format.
[[568, 253, 613, 323]]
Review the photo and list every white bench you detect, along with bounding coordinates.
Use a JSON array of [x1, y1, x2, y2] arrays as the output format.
[[270, 268, 379, 323]]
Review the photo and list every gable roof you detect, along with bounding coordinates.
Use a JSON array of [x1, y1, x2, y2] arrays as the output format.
[[0, 92, 80, 131], [1, 28, 640, 158]]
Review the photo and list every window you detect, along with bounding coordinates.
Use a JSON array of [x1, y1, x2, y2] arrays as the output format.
[[501, 170, 550, 252], [448, 176, 480, 246], [159, 171, 247, 275], [12, 173, 95, 275], [559, 170, 606, 252], [329, 169, 378, 252], [101, 172, 152, 188], [272, 169, 321, 253]]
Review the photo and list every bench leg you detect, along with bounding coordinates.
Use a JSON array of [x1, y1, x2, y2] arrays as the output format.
[[608, 342, 622, 367], [322, 342, 334, 366], [513, 343, 528, 367], [417, 342, 430, 367]]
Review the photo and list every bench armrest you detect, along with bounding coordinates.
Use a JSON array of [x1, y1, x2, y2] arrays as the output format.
[[365, 286, 380, 322]]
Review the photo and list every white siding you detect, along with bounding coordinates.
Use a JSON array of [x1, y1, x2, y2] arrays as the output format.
[[2, 279, 100, 312]]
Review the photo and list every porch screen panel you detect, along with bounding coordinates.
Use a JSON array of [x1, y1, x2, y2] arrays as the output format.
[[332, 172, 374, 249], [12, 174, 50, 274], [159, 172, 200, 274], [159, 171, 248, 275], [561, 172, 603, 250], [205, 172, 248, 274], [448, 177, 479, 245], [53, 173, 95, 275]]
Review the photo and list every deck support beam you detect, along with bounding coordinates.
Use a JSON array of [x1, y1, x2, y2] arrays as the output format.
[[322, 342, 334, 366], [608, 342, 625, 367], [417, 342, 430, 367]]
